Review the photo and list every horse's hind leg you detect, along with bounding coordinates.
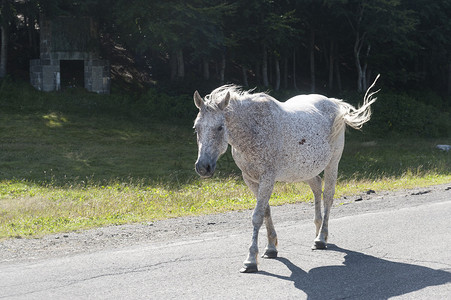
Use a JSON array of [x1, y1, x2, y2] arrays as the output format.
[[306, 176, 323, 238], [312, 165, 337, 250], [262, 205, 278, 258], [313, 135, 344, 250]]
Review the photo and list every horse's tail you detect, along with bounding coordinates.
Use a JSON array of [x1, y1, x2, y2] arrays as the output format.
[[330, 74, 380, 140]]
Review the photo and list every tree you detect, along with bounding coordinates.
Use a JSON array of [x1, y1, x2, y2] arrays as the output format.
[[406, 0, 451, 95], [0, 0, 14, 78], [224, 0, 263, 86], [114, 0, 232, 82], [265, 8, 298, 90], [341, 0, 417, 92], [185, 2, 234, 83], [227, 0, 298, 88], [293, 0, 327, 93], [114, 0, 183, 80], [0, 0, 449, 101]]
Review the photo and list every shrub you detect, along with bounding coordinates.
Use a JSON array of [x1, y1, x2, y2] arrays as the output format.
[[134, 88, 196, 123], [2, 78, 449, 135], [364, 92, 450, 137]]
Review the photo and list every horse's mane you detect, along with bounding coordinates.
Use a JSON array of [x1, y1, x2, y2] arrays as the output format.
[[204, 84, 271, 110]]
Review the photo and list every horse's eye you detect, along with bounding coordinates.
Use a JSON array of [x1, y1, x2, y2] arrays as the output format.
[[218, 125, 224, 132]]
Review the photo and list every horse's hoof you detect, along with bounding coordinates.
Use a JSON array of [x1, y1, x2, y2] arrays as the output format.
[[239, 264, 258, 273], [311, 240, 327, 250], [262, 249, 278, 259]]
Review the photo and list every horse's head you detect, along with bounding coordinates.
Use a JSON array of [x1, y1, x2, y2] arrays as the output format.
[[193, 90, 230, 178]]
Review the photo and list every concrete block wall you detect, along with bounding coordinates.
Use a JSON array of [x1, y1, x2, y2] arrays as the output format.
[[85, 59, 110, 94], [30, 58, 110, 94], [30, 15, 110, 94], [30, 59, 43, 91]]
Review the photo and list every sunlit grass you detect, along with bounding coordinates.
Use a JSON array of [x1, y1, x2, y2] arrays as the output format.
[[1, 169, 450, 239], [0, 178, 252, 238]]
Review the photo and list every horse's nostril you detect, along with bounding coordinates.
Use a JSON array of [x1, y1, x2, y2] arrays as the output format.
[[195, 160, 215, 177]]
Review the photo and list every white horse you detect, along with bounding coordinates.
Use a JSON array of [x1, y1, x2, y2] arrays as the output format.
[[193, 76, 379, 273]]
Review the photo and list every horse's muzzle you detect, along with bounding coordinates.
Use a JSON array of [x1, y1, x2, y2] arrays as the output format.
[[195, 160, 216, 178]]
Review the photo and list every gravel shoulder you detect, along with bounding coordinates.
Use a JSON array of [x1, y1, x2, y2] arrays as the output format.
[[1, 183, 450, 263]]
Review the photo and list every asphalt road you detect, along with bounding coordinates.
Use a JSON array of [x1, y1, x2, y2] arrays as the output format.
[[1, 186, 450, 299]]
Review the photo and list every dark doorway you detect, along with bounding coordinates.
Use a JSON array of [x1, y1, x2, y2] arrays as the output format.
[[60, 60, 84, 89]]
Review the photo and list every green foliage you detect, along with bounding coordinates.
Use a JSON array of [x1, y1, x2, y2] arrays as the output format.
[[2, 0, 451, 100], [339, 89, 451, 138], [367, 92, 450, 137], [133, 88, 196, 123], [341, 137, 451, 180], [0, 78, 197, 125]]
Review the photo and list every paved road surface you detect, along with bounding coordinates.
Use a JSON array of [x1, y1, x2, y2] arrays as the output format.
[[1, 185, 450, 299]]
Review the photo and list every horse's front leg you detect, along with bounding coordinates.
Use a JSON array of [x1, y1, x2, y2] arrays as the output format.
[[240, 175, 275, 273]]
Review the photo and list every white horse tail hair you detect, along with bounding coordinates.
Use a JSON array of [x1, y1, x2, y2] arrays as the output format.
[[330, 74, 380, 140]]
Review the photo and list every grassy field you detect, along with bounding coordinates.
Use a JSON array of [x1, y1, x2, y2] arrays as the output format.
[[0, 82, 450, 239]]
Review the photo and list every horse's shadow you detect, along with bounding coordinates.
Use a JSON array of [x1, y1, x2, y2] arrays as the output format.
[[259, 244, 451, 299]]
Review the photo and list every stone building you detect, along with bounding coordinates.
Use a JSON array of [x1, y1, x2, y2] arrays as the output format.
[[30, 16, 110, 94]]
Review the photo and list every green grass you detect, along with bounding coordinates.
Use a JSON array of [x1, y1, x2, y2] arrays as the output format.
[[0, 112, 196, 183], [0, 82, 450, 239]]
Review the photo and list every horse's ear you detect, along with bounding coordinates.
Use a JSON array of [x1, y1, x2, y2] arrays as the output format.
[[194, 90, 204, 109], [218, 92, 230, 110]]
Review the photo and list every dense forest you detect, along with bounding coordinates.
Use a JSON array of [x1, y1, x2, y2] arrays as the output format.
[[1, 0, 450, 101]]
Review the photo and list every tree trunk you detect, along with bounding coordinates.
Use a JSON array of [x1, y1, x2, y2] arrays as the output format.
[[328, 40, 334, 90], [309, 29, 316, 93], [365, 69, 372, 91], [176, 49, 184, 79], [292, 49, 297, 90], [448, 62, 451, 96], [354, 33, 363, 92], [334, 43, 342, 92], [283, 56, 288, 89], [274, 57, 280, 91], [219, 53, 225, 84], [202, 57, 210, 80], [262, 45, 269, 87], [242, 66, 249, 87], [0, 24, 7, 78], [269, 54, 273, 85], [351, 4, 367, 92], [170, 51, 177, 81], [335, 58, 342, 92], [354, 31, 370, 92], [26, 15, 33, 49], [255, 62, 261, 85], [361, 44, 370, 91]]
